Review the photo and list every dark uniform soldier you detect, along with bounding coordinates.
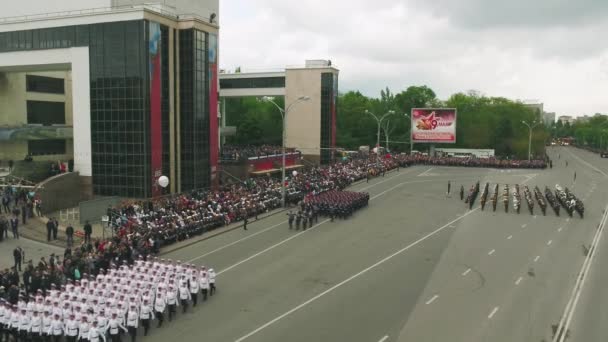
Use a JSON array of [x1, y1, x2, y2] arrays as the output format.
[[295, 212, 302, 230], [243, 216, 248, 231], [308, 211, 314, 228], [460, 185, 465, 201], [287, 211, 295, 229]]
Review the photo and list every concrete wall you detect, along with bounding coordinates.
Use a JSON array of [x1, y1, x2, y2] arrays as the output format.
[[36, 172, 93, 215], [285, 68, 323, 157]]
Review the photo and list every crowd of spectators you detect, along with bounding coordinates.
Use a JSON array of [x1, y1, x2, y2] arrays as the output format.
[[220, 145, 299, 161], [1, 183, 43, 243], [394, 154, 547, 169]]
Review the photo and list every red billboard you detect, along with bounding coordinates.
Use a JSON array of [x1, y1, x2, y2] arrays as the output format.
[[411, 108, 457, 143]]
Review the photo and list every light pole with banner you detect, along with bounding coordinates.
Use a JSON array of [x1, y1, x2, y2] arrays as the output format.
[[521, 120, 539, 161], [260, 95, 310, 208]]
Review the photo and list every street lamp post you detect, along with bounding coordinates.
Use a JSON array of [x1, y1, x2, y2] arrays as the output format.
[[522, 120, 539, 161], [261, 95, 310, 208], [365, 110, 395, 150], [402, 113, 413, 153]]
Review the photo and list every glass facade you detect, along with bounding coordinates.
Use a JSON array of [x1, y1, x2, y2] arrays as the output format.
[[0, 20, 213, 198], [26, 75, 65, 94], [320, 73, 335, 164], [0, 20, 167, 198], [179, 29, 210, 191], [27, 100, 65, 126], [219, 77, 285, 89]]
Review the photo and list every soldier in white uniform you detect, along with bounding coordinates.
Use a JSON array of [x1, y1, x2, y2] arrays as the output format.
[[79, 315, 91, 342], [208, 268, 217, 296], [88, 321, 106, 342], [106, 312, 127, 342], [199, 270, 209, 302], [165, 285, 178, 322], [64, 312, 80, 342], [125, 304, 138, 342], [8, 306, 20, 342], [47, 313, 64, 342], [30, 310, 43, 342], [178, 281, 191, 314], [138, 299, 153, 337], [153, 291, 166, 328], [18, 308, 31, 342], [189, 274, 200, 307], [41, 311, 52, 342]]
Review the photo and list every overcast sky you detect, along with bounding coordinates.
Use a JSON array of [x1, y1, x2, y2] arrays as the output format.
[[219, 0, 608, 117]]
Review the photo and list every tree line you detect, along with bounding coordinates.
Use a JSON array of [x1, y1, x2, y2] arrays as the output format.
[[551, 115, 608, 150], [223, 86, 549, 159]]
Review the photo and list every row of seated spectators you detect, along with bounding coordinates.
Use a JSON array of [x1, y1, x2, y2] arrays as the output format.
[[394, 154, 547, 169], [220, 145, 300, 161], [102, 154, 543, 257]]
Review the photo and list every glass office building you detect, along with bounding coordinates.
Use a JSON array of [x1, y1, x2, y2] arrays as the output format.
[[0, 3, 219, 198]]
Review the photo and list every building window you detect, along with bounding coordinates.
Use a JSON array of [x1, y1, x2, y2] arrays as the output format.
[[28, 139, 67, 156], [26, 75, 65, 94], [219, 77, 285, 89], [27, 100, 66, 126]]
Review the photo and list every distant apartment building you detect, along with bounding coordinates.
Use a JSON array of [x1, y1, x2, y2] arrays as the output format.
[[542, 112, 556, 125], [558, 115, 575, 125]]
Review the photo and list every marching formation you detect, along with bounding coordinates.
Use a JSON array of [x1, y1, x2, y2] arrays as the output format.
[[0, 258, 216, 342], [463, 182, 585, 218]]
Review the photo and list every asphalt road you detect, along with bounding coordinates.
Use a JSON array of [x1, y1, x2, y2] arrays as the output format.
[[0, 234, 64, 271], [135, 146, 607, 342]]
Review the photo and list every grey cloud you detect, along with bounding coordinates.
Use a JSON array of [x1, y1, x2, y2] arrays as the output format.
[[410, 0, 608, 29]]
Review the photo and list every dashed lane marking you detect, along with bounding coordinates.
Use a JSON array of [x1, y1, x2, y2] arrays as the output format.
[[507, 235, 513, 240], [515, 277, 523, 285], [534, 256, 540, 262], [233, 209, 480, 342], [547, 240, 553, 246], [462, 268, 471, 276], [425, 295, 439, 305], [488, 307, 500, 319], [488, 249, 496, 256]]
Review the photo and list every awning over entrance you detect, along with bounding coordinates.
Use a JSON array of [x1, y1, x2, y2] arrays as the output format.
[[0, 125, 73, 141]]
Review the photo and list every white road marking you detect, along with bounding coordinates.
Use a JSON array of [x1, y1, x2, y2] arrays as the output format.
[[488, 307, 500, 319], [417, 168, 435, 177], [515, 277, 523, 285], [534, 256, 540, 262], [547, 240, 553, 246], [488, 249, 496, 256], [185, 171, 423, 263], [462, 268, 471, 276], [558, 227, 563, 232], [217, 219, 330, 275], [507, 235, 513, 240], [425, 295, 439, 305], [553, 204, 608, 342], [521, 224, 527, 228], [192, 177, 433, 269], [187, 220, 288, 262], [233, 209, 479, 342], [378, 335, 389, 342], [563, 147, 608, 178]]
